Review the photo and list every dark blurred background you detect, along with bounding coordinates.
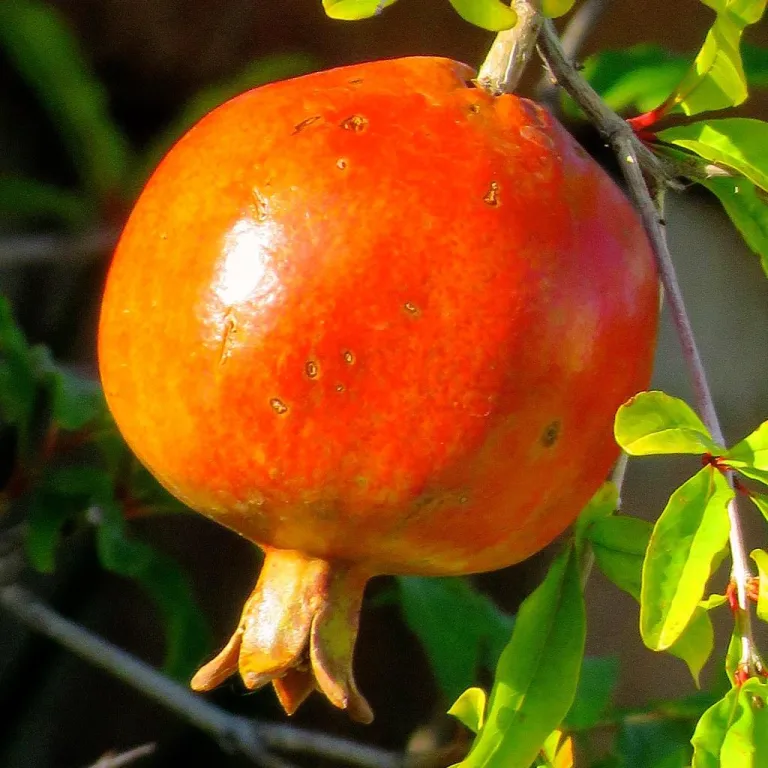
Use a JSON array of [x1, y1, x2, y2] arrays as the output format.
[[1, 0, 767, 766]]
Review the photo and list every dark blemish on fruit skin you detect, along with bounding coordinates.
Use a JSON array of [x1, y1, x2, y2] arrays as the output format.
[[335, 384, 345, 393], [270, 398, 289, 415], [292, 115, 322, 135], [348, 78, 364, 85], [219, 312, 237, 365], [305, 360, 319, 379], [541, 420, 561, 447], [403, 302, 420, 316], [483, 181, 501, 207], [468, 103, 481, 115], [336, 158, 348, 170], [343, 350, 355, 365], [340, 115, 369, 132]]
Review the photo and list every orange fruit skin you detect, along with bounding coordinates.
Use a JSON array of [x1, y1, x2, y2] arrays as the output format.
[[99, 56, 658, 578]]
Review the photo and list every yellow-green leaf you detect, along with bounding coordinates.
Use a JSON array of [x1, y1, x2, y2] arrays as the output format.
[[448, 687, 487, 734], [615, 391, 722, 456], [446, 0, 518, 30], [542, 0, 576, 18], [641, 467, 733, 651], [322, 0, 399, 20], [750, 549, 768, 622]]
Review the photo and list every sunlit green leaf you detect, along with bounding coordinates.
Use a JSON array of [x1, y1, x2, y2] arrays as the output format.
[[449, 687, 487, 734], [667, 606, 714, 686], [445, 0, 518, 30], [743, 43, 768, 86], [322, 0, 399, 20], [700, 593, 729, 610], [0, 175, 91, 228], [749, 549, 768, 622], [615, 391, 721, 456], [564, 46, 690, 117], [398, 576, 513, 701], [589, 515, 653, 601], [0, 0, 131, 198], [725, 628, 741, 685], [564, 655, 619, 730], [725, 421, 768, 471], [658, 120, 768, 193], [574, 482, 618, 551], [669, 0, 767, 117], [641, 467, 733, 651], [691, 678, 768, 767], [455, 545, 585, 768], [700, 176, 768, 277]]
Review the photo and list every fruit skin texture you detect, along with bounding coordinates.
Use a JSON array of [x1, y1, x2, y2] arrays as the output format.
[[99, 56, 658, 720]]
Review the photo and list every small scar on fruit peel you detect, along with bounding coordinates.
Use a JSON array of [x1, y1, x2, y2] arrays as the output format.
[[336, 158, 348, 170], [292, 115, 322, 134], [270, 398, 289, 415], [541, 420, 561, 447], [343, 350, 355, 365], [484, 181, 501, 207], [403, 301, 420, 316], [305, 360, 319, 379], [218, 313, 237, 365], [340, 115, 369, 132]]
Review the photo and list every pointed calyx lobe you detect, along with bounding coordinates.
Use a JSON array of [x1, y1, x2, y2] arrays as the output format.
[[191, 548, 373, 723]]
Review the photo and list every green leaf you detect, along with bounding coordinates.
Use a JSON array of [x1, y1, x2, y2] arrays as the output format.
[[445, 0, 518, 30], [25, 466, 110, 572], [658, 120, 768, 194], [666, 606, 715, 686], [542, 0, 575, 18], [641, 467, 733, 651], [0, 297, 36, 451], [564, 655, 619, 730], [743, 43, 768, 87], [589, 515, 653, 601], [135, 54, 317, 191], [618, 715, 695, 768], [322, 0, 399, 20], [700, 593, 729, 610], [725, 628, 741, 684], [0, 175, 92, 229], [700, 176, 768, 277], [94, 499, 211, 680], [454, 545, 585, 768], [691, 678, 768, 767], [725, 421, 768, 472], [397, 576, 514, 701], [0, 0, 131, 198], [449, 687, 487, 734], [574, 482, 619, 547], [615, 391, 722, 456], [669, 0, 767, 117], [565, 46, 690, 117], [748, 492, 768, 523], [749, 549, 768, 622]]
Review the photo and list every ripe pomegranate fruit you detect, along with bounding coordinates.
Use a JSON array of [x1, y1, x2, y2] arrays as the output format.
[[99, 56, 658, 722]]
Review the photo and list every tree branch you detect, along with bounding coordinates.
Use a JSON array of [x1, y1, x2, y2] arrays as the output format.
[[535, 17, 757, 670], [0, 583, 404, 768]]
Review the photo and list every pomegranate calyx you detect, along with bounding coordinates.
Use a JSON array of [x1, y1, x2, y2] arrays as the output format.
[[190, 547, 373, 723]]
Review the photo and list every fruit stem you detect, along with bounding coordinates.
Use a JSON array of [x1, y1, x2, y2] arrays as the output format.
[[536, 17, 759, 674], [476, 0, 543, 96]]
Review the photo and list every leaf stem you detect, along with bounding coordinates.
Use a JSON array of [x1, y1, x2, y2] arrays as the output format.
[[535, 17, 758, 672]]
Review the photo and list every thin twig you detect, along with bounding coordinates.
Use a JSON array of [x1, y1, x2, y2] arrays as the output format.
[[0, 584, 404, 768], [86, 743, 156, 768], [536, 17, 757, 668], [536, 0, 614, 104], [0, 228, 118, 266]]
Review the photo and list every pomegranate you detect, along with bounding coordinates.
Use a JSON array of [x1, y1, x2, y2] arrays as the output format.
[[98, 56, 658, 721]]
